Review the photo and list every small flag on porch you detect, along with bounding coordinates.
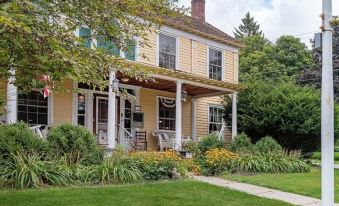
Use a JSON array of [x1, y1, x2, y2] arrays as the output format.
[[43, 86, 50, 98]]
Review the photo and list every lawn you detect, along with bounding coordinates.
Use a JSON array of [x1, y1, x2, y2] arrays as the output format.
[[0, 181, 292, 206], [223, 167, 339, 202]]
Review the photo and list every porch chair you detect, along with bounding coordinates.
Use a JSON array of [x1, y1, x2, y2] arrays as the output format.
[[135, 131, 147, 151], [153, 131, 175, 151]]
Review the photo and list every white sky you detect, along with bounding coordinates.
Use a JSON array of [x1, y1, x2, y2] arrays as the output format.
[[178, 0, 339, 47]]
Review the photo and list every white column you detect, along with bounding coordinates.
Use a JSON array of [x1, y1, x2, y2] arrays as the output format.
[[119, 97, 125, 147], [321, 0, 334, 205], [191, 97, 197, 141], [6, 70, 17, 123], [85, 92, 93, 133], [107, 71, 117, 150], [175, 81, 182, 150], [232, 92, 238, 140]]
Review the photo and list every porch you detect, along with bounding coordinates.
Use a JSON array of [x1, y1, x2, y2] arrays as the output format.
[[5, 65, 239, 151]]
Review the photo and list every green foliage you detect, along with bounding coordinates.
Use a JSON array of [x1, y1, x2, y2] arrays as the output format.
[[233, 12, 263, 39], [0, 0, 185, 91], [0, 153, 68, 189], [230, 133, 253, 152], [182, 140, 199, 153], [0, 122, 49, 160], [224, 77, 322, 152], [96, 150, 142, 184], [47, 123, 104, 165], [197, 134, 224, 154], [229, 151, 310, 173], [255, 136, 282, 154]]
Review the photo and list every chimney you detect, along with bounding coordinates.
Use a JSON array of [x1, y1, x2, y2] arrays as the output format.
[[191, 0, 205, 22]]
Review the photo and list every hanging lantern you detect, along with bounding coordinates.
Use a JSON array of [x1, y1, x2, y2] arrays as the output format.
[[112, 78, 119, 92], [181, 90, 188, 103]]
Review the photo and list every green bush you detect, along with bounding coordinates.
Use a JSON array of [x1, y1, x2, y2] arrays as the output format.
[[182, 140, 199, 153], [0, 153, 68, 189], [95, 149, 142, 183], [197, 134, 224, 154], [230, 133, 253, 152], [0, 122, 49, 160], [47, 123, 104, 165], [255, 136, 282, 154], [229, 151, 310, 173]]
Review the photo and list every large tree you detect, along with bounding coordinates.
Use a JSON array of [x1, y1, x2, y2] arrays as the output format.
[[0, 0, 185, 91], [233, 12, 263, 39]]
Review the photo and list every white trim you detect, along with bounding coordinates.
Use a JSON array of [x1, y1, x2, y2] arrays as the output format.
[[72, 82, 78, 125], [48, 93, 54, 124], [207, 46, 225, 81], [160, 25, 239, 53], [95, 96, 109, 135], [156, 96, 176, 132], [157, 31, 179, 70], [85, 92, 93, 132]]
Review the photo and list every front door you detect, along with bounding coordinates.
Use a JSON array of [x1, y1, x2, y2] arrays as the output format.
[[94, 96, 119, 144]]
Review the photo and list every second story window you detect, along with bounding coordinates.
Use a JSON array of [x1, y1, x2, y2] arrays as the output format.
[[159, 34, 176, 70], [209, 48, 223, 81]]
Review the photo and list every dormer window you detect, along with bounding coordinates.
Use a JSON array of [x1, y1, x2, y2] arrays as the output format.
[[209, 48, 223, 81], [159, 33, 177, 70]]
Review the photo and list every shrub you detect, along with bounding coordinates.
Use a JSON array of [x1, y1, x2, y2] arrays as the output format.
[[229, 151, 310, 173], [202, 148, 238, 175], [255, 136, 282, 154], [230, 133, 253, 152], [95, 149, 142, 183], [131, 151, 184, 180], [182, 140, 199, 154], [197, 134, 224, 154], [0, 153, 68, 189], [0, 122, 49, 160], [47, 123, 104, 165]]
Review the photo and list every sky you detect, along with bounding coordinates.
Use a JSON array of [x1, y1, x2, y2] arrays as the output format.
[[178, 0, 339, 47]]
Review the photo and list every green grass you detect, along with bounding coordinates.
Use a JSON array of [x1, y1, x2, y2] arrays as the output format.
[[223, 167, 339, 202], [0, 181, 292, 206]]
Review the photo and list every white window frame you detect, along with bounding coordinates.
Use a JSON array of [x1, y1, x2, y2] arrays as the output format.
[[207, 104, 224, 134], [156, 96, 176, 131], [207, 46, 225, 81], [156, 31, 179, 70]]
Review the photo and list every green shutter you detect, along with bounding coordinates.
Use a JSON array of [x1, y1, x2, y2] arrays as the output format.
[[97, 36, 120, 56], [79, 27, 91, 48], [125, 40, 136, 61]]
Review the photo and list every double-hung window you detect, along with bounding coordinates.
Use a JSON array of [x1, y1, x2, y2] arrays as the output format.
[[159, 34, 177, 70], [17, 91, 48, 126], [158, 97, 176, 131], [208, 105, 224, 133], [209, 48, 223, 81]]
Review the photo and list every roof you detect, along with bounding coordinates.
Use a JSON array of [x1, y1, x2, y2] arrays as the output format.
[[162, 14, 244, 48]]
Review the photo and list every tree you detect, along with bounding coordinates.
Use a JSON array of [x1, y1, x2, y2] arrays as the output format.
[[240, 35, 313, 80], [224, 76, 339, 153], [0, 0, 184, 91], [233, 12, 263, 39]]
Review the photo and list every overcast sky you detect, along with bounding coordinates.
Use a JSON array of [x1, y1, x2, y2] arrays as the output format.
[[178, 0, 339, 47]]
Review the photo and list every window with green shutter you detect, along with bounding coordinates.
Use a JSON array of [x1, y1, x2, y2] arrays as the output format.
[[79, 27, 92, 48], [97, 36, 120, 56], [125, 41, 136, 61]]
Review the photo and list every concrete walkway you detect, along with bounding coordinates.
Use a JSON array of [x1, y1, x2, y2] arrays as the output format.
[[194, 176, 339, 206]]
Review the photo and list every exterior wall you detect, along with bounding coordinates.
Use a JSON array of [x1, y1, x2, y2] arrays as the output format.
[[138, 28, 238, 84], [139, 88, 192, 150], [53, 80, 73, 124], [195, 96, 222, 138]]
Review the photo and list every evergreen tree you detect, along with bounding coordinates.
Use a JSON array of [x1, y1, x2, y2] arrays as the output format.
[[234, 12, 263, 39]]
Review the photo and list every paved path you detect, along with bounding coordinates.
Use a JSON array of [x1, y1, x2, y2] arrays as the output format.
[[313, 163, 339, 169], [194, 176, 339, 206]]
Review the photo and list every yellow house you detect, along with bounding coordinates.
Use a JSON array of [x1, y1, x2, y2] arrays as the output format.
[[1, 0, 241, 151]]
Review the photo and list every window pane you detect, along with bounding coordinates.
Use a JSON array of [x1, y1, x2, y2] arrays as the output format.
[[159, 34, 176, 70], [79, 27, 92, 48], [158, 98, 176, 130], [209, 48, 222, 80], [125, 40, 136, 61]]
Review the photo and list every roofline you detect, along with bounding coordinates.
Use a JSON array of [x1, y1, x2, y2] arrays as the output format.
[[164, 22, 245, 49]]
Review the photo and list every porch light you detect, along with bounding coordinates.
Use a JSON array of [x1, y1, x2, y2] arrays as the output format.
[[112, 78, 119, 91], [181, 90, 188, 103]]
